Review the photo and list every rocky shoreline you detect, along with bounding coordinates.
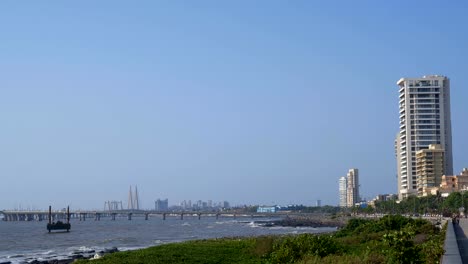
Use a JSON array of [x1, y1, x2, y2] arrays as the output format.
[[0, 247, 119, 264], [258, 215, 347, 228]]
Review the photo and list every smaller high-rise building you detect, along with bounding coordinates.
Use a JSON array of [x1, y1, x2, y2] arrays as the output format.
[[155, 199, 169, 211], [347, 169, 359, 207], [416, 144, 445, 196], [339, 176, 347, 207]]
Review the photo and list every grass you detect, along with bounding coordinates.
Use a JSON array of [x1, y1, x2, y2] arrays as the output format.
[[77, 237, 269, 264]]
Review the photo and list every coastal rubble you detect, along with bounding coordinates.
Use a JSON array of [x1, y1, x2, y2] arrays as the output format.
[[259, 215, 346, 228], [22, 247, 119, 264]]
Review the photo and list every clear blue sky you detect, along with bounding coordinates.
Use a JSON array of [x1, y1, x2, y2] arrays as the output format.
[[1, 1, 467, 209]]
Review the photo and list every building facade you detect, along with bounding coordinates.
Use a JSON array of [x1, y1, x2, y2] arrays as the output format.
[[346, 169, 359, 207], [396, 75, 453, 199], [339, 176, 347, 207], [395, 133, 403, 198], [257, 206, 277, 213], [416, 144, 445, 196], [155, 199, 169, 211], [440, 168, 468, 193]]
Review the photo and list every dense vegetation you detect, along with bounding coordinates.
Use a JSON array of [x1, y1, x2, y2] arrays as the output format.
[[80, 215, 445, 264], [370, 192, 468, 216], [239, 192, 468, 217]]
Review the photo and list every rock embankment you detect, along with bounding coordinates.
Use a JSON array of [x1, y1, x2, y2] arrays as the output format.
[[264, 215, 347, 228], [15, 247, 119, 264]]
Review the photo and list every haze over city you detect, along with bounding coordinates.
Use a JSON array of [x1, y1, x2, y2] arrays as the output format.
[[1, 1, 468, 209]]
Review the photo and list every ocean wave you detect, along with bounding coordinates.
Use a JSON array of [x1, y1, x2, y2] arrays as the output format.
[[7, 254, 24, 258], [247, 221, 260, 228], [215, 220, 237, 225], [41, 250, 55, 255]]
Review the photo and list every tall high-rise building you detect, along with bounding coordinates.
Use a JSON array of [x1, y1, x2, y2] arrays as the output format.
[[339, 176, 347, 207], [346, 169, 359, 207], [396, 75, 453, 199], [416, 144, 445, 196]]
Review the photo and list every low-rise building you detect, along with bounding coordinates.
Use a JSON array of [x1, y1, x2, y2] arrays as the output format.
[[440, 168, 468, 194], [416, 144, 445, 196], [257, 206, 277, 213]]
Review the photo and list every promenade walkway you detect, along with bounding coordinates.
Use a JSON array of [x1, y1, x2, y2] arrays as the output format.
[[449, 218, 468, 263]]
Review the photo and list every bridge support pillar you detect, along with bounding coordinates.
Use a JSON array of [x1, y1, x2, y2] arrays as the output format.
[[216, 213, 219, 220], [180, 213, 184, 220], [112, 213, 116, 221], [198, 213, 201, 220], [128, 213, 132, 220], [163, 213, 166, 220], [145, 213, 149, 220]]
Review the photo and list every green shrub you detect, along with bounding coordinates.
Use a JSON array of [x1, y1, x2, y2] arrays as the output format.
[[268, 234, 341, 263], [382, 225, 422, 264], [420, 235, 445, 264]]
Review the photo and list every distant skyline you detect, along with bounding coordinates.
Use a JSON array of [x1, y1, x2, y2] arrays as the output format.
[[1, 1, 468, 209]]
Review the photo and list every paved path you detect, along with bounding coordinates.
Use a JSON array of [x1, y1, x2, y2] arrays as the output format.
[[453, 218, 468, 263], [443, 219, 462, 264]]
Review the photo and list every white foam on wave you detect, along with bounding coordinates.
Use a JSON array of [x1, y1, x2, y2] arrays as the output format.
[[269, 226, 290, 230], [247, 221, 260, 228], [215, 220, 237, 225], [78, 246, 94, 252], [118, 246, 145, 252], [153, 239, 163, 245], [7, 254, 24, 258], [41, 250, 55, 255], [2, 258, 21, 264]]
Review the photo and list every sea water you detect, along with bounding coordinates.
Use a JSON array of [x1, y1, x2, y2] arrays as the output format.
[[0, 216, 336, 263]]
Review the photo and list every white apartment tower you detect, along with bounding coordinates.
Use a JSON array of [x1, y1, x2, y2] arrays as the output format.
[[396, 75, 453, 199], [339, 176, 347, 207], [346, 169, 359, 207]]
